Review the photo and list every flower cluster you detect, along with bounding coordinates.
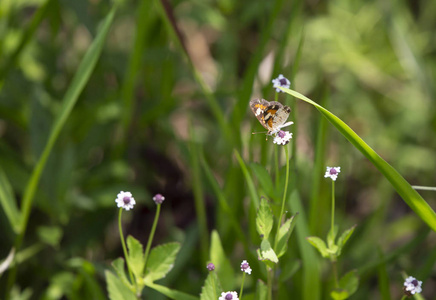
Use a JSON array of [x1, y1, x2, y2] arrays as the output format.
[[403, 276, 422, 296], [115, 191, 136, 211], [240, 260, 252, 275], [273, 130, 293, 145], [219, 291, 238, 300], [324, 167, 341, 181], [272, 74, 291, 93]]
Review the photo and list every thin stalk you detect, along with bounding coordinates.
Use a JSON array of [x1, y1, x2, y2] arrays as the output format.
[[332, 260, 339, 288], [274, 146, 280, 190], [267, 267, 273, 300], [274, 146, 290, 249], [143, 204, 161, 274], [239, 272, 246, 299], [331, 180, 335, 232], [119, 208, 135, 285]]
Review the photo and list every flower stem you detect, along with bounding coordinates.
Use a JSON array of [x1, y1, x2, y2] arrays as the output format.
[[118, 208, 135, 285], [239, 272, 246, 299], [142, 203, 161, 274], [331, 180, 335, 235], [275, 91, 278, 102], [274, 146, 290, 250], [274, 146, 279, 189], [332, 259, 339, 288]]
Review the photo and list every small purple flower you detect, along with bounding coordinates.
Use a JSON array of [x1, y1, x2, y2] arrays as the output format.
[[324, 167, 341, 181], [403, 276, 422, 296], [273, 130, 293, 145], [219, 291, 238, 300], [206, 263, 215, 271], [153, 194, 165, 204], [272, 74, 291, 93], [115, 191, 136, 211], [240, 260, 252, 275]]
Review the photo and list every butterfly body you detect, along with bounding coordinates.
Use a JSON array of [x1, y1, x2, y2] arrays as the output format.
[[249, 98, 292, 135]]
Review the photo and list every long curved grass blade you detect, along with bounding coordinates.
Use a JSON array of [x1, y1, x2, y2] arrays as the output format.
[[18, 6, 118, 239], [281, 87, 436, 232], [0, 167, 20, 233]]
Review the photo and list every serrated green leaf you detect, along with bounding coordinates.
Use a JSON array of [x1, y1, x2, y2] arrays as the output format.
[[339, 270, 359, 296], [105, 271, 137, 300], [327, 225, 338, 249], [276, 215, 297, 258], [259, 239, 278, 263], [145, 242, 180, 282], [0, 166, 20, 233], [126, 235, 144, 279], [255, 280, 268, 300], [281, 87, 436, 232], [112, 258, 132, 289], [210, 230, 235, 291], [250, 163, 276, 199], [337, 225, 356, 256], [330, 289, 349, 300], [200, 272, 221, 300], [306, 237, 329, 258], [256, 198, 273, 239]]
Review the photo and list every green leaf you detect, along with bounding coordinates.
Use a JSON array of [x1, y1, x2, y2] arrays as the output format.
[[338, 270, 359, 297], [37, 226, 63, 247], [18, 6, 118, 237], [126, 236, 145, 279], [105, 271, 137, 300], [306, 237, 329, 258], [330, 289, 349, 300], [145, 242, 180, 282], [275, 214, 297, 258], [210, 230, 235, 291], [259, 239, 278, 264], [146, 282, 198, 300], [250, 163, 276, 199], [327, 225, 338, 249], [256, 198, 274, 239], [255, 280, 268, 300], [0, 166, 21, 233], [337, 225, 356, 256], [200, 272, 221, 300], [111, 258, 132, 290], [281, 87, 436, 232]]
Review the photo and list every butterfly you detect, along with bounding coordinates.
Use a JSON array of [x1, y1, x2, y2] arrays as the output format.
[[249, 98, 292, 135]]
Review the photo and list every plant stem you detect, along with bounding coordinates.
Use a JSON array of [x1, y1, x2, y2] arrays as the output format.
[[332, 260, 339, 288], [331, 180, 335, 234], [274, 146, 290, 249], [267, 267, 273, 300], [142, 203, 161, 274], [275, 91, 278, 102], [119, 208, 135, 285], [239, 272, 246, 299], [274, 146, 279, 190]]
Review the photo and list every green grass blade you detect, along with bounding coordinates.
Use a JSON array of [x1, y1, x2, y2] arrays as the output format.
[[0, 166, 20, 233], [145, 282, 198, 300], [281, 87, 436, 232], [234, 149, 259, 208], [18, 6, 118, 240]]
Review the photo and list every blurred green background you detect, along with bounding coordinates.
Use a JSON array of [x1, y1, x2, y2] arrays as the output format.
[[0, 0, 435, 298]]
